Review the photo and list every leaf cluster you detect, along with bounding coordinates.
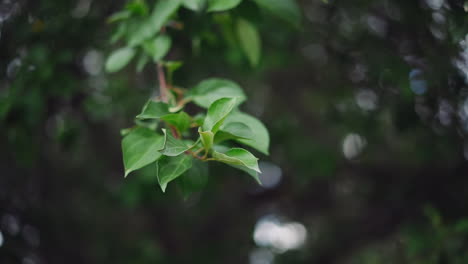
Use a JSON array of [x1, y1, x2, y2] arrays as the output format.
[[122, 78, 270, 192]]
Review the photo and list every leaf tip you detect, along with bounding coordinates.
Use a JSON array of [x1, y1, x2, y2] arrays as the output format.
[[160, 183, 167, 193]]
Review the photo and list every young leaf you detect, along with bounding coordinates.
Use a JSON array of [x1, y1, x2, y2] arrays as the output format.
[[252, 0, 301, 29], [128, 0, 181, 46], [187, 78, 246, 108], [142, 35, 172, 62], [199, 128, 214, 151], [212, 148, 261, 182], [215, 122, 252, 142], [207, 0, 242, 12], [224, 111, 269, 154], [136, 100, 170, 119], [122, 127, 165, 177], [183, 0, 206, 11], [203, 97, 237, 133], [236, 18, 261, 66], [161, 112, 191, 132], [157, 155, 193, 192], [105, 47, 136, 73], [160, 128, 191, 156]]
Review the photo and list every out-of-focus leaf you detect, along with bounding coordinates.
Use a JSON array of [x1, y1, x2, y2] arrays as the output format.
[[203, 97, 237, 133], [125, 0, 149, 16], [183, 0, 206, 11], [157, 155, 192, 192], [128, 0, 181, 46], [236, 18, 261, 66], [122, 127, 165, 177], [142, 35, 172, 62], [111, 23, 128, 43], [105, 47, 136, 73], [207, 0, 242, 12], [188, 78, 246, 108], [136, 53, 150, 72], [108, 10, 131, 23], [252, 0, 301, 28]]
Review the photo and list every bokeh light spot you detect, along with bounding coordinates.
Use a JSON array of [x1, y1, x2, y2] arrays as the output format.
[[342, 133, 367, 159], [253, 215, 307, 253]]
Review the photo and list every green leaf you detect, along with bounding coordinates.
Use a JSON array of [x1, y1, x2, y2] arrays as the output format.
[[108, 10, 131, 23], [125, 0, 149, 16], [236, 18, 261, 66], [207, 0, 242, 12], [215, 122, 252, 142], [252, 0, 301, 28], [202, 97, 237, 133], [136, 53, 150, 72], [157, 155, 193, 192], [192, 113, 205, 127], [105, 47, 136, 73], [122, 127, 165, 177], [199, 128, 214, 151], [183, 0, 206, 11], [188, 78, 246, 108], [136, 100, 170, 119], [120, 127, 133, 137], [224, 111, 269, 154], [110, 23, 128, 44], [161, 112, 191, 132], [212, 148, 261, 183], [160, 128, 191, 156], [142, 35, 172, 62], [178, 159, 208, 197], [128, 0, 181, 46], [164, 61, 183, 84]]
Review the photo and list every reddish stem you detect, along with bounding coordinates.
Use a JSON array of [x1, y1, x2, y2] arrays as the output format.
[[157, 63, 168, 102]]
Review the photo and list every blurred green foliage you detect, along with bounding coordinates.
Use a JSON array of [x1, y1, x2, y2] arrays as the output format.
[[1, 0, 468, 264]]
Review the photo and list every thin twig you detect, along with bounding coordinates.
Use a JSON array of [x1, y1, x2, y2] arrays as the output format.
[[157, 63, 168, 102]]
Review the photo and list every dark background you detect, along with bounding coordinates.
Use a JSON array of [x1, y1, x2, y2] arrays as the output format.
[[1, 0, 468, 263]]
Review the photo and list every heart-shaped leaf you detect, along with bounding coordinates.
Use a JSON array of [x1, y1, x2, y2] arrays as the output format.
[[157, 154, 193, 192], [136, 100, 170, 119], [160, 129, 191, 156]]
